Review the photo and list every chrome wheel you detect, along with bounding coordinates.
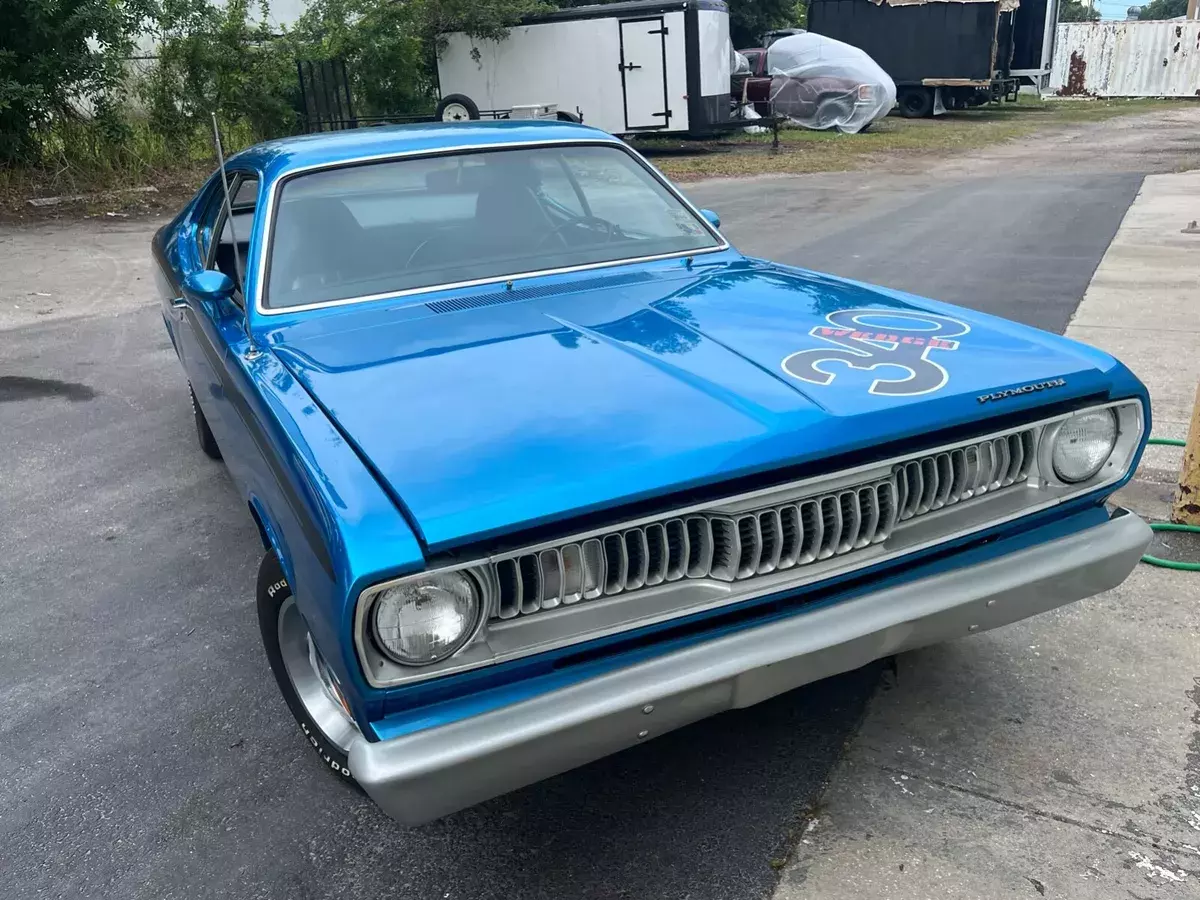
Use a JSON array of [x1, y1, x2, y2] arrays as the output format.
[[276, 597, 357, 752]]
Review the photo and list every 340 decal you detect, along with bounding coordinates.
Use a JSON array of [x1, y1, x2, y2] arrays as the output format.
[[781, 309, 969, 397]]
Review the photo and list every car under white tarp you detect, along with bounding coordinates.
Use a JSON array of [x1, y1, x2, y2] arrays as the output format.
[[765, 32, 896, 134]]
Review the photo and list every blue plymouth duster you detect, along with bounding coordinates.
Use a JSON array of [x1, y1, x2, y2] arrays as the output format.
[[152, 121, 1152, 825]]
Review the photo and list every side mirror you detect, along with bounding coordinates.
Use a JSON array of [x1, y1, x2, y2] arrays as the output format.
[[183, 269, 235, 301], [699, 208, 721, 229]]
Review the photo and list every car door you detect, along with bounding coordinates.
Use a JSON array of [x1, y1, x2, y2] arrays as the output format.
[[618, 17, 671, 131]]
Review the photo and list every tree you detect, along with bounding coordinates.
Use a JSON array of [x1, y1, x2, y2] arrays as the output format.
[[141, 0, 299, 148], [1137, 0, 1187, 17], [727, 0, 806, 48], [1059, 0, 1101, 19], [288, 0, 554, 117], [0, 0, 154, 164]]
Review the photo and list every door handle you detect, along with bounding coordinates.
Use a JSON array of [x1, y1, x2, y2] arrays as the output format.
[[171, 297, 187, 309], [619, 62, 641, 71]]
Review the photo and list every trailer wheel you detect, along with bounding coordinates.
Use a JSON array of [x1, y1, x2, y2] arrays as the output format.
[[556, 111, 582, 123], [897, 87, 934, 119], [435, 94, 480, 122]]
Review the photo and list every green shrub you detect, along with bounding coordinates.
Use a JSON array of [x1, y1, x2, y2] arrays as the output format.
[[0, 0, 155, 165], [140, 0, 300, 151]]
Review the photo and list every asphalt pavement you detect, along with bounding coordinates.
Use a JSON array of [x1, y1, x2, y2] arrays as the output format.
[[1, 110, 1195, 900], [773, 169, 1200, 900]]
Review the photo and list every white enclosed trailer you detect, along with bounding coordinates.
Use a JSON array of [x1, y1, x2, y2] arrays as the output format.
[[435, 0, 732, 137]]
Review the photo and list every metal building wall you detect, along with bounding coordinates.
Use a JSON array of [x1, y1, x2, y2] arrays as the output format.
[[1049, 21, 1200, 97]]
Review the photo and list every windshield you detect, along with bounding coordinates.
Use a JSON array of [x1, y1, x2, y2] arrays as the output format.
[[265, 143, 722, 309]]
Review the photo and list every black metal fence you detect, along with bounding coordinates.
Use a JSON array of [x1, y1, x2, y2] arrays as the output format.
[[296, 58, 544, 133], [296, 59, 439, 132]]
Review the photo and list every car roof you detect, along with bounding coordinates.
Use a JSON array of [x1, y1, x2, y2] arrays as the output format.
[[228, 120, 618, 183]]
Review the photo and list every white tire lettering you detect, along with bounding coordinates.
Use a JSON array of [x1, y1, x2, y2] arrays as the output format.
[[294, 690, 349, 777]]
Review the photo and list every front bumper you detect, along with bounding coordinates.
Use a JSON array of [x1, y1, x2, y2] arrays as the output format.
[[348, 509, 1150, 826]]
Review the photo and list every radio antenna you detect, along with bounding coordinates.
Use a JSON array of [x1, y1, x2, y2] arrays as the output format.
[[210, 113, 258, 357]]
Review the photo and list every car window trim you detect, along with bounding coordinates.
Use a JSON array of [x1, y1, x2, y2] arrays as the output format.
[[254, 137, 729, 316], [207, 170, 258, 309], [192, 178, 226, 266]]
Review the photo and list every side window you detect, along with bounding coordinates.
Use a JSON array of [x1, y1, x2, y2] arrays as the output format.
[[232, 177, 258, 209], [211, 173, 259, 304], [194, 184, 225, 265]]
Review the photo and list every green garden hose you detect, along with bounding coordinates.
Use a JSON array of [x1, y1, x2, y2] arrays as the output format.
[[1139, 437, 1200, 571]]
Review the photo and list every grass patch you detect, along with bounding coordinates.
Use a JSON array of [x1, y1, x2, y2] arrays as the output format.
[[0, 116, 259, 220], [645, 96, 1193, 181], [1, 95, 1192, 217]]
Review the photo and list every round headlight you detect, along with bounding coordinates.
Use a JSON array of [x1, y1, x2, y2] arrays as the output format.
[[1051, 409, 1118, 483], [372, 572, 481, 666]]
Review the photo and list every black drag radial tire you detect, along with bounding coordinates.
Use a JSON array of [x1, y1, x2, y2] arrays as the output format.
[[256, 552, 358, 786], [556, 110, 582, 123], [190, 384, 221, 460]]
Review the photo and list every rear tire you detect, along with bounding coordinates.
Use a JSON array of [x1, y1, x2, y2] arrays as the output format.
[[556, 110, 582, 123], [435, 94, 480, 122], [190, 385, 221, 460], [898, 87, 934, 118], [256, 553, 359, 786]]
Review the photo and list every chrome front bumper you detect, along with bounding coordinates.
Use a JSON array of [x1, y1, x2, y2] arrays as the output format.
[[348, 510, 1150, 826]]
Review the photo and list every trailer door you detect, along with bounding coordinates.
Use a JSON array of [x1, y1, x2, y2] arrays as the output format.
[[618, 17, 671, 131]]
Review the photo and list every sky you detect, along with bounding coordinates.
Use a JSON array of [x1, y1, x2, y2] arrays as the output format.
[[1092, 0, 1140, 16]]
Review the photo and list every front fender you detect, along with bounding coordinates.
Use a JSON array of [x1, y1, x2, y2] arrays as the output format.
[[232, 345, 426, 726]]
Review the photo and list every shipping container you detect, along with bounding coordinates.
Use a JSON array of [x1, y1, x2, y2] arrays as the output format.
[[1050, 21, 1200, 97], [807, 0, 1060, 116]]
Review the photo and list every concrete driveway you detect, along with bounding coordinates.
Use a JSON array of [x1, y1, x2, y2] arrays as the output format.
[[2, 107, 1198, 900]]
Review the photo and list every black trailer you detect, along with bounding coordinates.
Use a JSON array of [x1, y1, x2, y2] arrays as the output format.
[[806, 0, 1059, 117]]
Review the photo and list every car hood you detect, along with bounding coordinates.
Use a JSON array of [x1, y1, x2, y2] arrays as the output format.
[[271, 260, 1124, 552]]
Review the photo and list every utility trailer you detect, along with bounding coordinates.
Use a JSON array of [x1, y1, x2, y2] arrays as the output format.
[[806, 0, 1060, 117], [435, 0, 733, 137]]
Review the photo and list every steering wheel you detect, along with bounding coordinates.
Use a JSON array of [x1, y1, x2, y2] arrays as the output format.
[[405, 238, 435, 270], [535, 216, 617, 249]]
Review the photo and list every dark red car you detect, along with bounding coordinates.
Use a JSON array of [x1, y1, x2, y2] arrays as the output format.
[[732, 48, 772, 116], [733, 47, 876, 127]]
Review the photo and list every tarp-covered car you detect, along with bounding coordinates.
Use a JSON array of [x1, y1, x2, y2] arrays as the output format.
[[153, 120, 1151, 827], [766, 32, 896, 132]]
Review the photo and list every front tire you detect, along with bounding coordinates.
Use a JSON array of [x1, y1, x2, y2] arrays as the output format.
[[256, 553, 359, 784], [190, 384, 221, 460]]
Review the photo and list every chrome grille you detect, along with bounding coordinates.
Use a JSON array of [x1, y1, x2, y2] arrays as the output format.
[[894, 430, 1034, 522], [492, 427, 1036, 624], [492, 477, 899, 620], [491, 424, 1040, 621]]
